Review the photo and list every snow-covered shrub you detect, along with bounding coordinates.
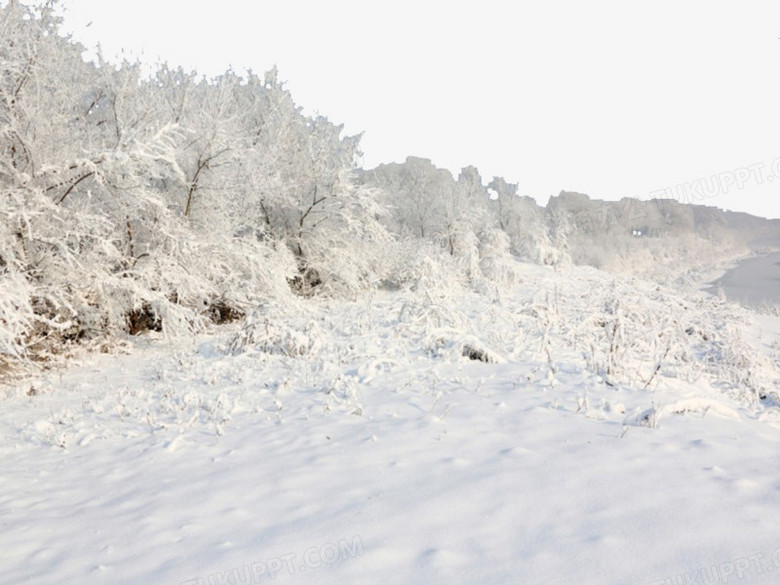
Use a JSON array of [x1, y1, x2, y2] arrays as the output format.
[[228, 302, 323, 357], [476, 228, 520, 296], [0, 268, 33, 368], [521, 269, 779, 406], [396, 243, 473, 296]]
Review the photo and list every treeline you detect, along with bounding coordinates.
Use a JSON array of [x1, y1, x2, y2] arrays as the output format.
[[0, 2, 394, 366], [360, 158, 772, 275], [0, 2, 773, 370]]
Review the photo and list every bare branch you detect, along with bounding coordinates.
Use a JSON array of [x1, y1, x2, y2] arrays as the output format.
[[56, 171, 95, 205]]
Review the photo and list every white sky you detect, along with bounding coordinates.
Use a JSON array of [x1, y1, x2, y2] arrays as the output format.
[[59, 0, 780, 219]]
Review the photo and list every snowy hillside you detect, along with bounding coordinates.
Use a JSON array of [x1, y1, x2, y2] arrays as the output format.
[[2, 263, 779, 585], [1, 3, 779, 584], [1, 2, 776, 375]]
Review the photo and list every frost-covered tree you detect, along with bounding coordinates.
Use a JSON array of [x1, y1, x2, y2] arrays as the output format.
[[486, 177, 552, 263], [364, 157, 490, 256], [543, 193, 573, 265], [0, 1, 395, 371]]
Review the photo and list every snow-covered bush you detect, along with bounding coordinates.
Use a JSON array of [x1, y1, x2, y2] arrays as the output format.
[[228, 302, 323, 357], [476, 228, 520, 296], [0, 267, 33, 368], [519, 269, 779, 406], [378, 239, 470, 296]]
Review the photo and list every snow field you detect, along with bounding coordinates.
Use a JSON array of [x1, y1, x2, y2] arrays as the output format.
[[1, 264, 778, 584]]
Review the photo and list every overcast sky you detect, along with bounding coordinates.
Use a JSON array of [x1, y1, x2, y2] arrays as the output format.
[[60, 0, 780, 219]]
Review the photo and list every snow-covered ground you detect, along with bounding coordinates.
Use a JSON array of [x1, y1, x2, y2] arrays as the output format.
[[2, 263, 779, 585]]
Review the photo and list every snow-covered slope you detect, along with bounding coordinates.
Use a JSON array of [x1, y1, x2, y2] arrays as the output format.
[[1, 263, 778, 585]]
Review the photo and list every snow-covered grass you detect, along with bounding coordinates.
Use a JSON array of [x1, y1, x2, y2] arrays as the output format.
[[1, 262, 779, 585]]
